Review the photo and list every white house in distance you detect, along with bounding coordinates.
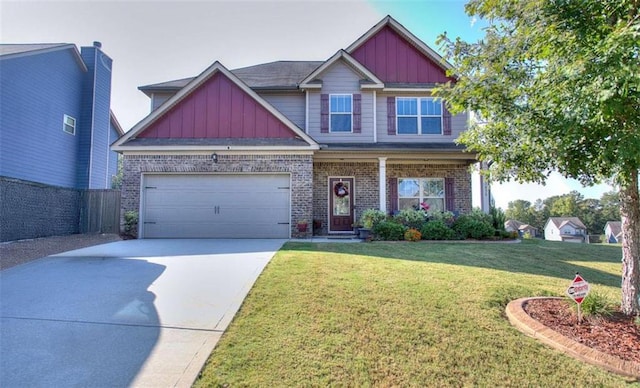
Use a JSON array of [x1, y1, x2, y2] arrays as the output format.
[[544, 217, 588, 243], [604, 221, 623, 243]]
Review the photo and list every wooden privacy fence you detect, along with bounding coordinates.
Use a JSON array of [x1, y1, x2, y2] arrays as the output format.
[[79, 190, 121, 234]]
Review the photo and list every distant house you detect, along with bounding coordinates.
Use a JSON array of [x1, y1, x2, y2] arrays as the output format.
[[544, 217, 588, 243], [504, 219, 538, 238], [0, 42, 123, 242], [604, 221, 623, 243]]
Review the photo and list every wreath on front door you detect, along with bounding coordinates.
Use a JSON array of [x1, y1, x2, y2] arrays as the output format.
[[334, 182, 349, 198]]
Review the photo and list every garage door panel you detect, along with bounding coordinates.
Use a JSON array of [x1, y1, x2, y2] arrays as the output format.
[[142, 174, 290, 239]]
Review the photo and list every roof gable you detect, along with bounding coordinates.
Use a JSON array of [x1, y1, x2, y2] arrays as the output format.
[[299, 50, 383, 89], [0, 43, 87, 72], [347, 16, 452, 84], [137, 72, 298, 139], [114, 62, 318, 150], [605, 221, 622, 236], [546, 217, 587, 230]]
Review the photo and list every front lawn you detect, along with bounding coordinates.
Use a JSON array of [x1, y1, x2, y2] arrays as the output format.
[[194, 240, 635, 386]]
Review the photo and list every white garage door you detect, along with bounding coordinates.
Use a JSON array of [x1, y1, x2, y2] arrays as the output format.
[[141, 174, 290, 238]]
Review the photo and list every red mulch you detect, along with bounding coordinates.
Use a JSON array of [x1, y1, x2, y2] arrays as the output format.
[[523, 298, 640, 363]]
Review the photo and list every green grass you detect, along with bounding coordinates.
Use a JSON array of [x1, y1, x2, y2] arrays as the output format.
[[194, 240, 637, 387]]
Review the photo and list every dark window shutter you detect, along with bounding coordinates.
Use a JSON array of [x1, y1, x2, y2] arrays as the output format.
[[388, 177, 398, 214], [445, 177, 455, 212], [387, 97, 396, 135], [321, 94, 329, 133], [443, 102, 452, 136], [353, 94, 361, 133]]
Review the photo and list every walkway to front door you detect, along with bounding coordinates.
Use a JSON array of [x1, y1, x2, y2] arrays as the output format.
[[329, 177, 354, 232]]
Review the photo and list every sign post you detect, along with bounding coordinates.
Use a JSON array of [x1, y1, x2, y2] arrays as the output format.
[[566, 273, 590, 324]]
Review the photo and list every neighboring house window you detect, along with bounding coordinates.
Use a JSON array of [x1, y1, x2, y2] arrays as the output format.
[[396, 97, 442, 135], [63, 114, 76, 135], [330, 94, 352, 132], [398, 178, 445, 211]]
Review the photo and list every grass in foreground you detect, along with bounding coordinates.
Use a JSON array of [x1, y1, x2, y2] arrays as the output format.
[[194, 240, 636, 387]]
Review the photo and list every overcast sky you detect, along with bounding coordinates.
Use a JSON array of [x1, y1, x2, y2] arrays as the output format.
[[1, 0, 613, 209]]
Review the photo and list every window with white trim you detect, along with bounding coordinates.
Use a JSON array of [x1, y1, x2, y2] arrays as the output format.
[[396, 97, 442, 135], [330, 94, 352, 132], [63, 114, 76, 135], [398, 178, 445, 211]]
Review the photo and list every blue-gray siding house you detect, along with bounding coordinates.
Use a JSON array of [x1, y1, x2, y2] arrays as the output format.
[[0, 42, 123, 241]]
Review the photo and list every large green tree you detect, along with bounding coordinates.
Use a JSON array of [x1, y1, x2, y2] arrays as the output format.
[[436, 0, 640, 314]]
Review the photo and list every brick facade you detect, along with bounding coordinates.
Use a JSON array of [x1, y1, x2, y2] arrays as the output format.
[[386, 163, 472, 215], [312, 161, 472, 235], [122, 153, 314, 238]]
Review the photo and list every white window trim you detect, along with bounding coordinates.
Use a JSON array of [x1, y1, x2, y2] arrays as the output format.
[[397, 177, 445, 210], [395, 97, 443, 135], [63, 114, 76, 135], [329, 94, 353, 133]]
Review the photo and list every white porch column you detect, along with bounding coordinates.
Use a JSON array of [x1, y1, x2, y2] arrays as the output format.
[[378, 157, 387, 212]]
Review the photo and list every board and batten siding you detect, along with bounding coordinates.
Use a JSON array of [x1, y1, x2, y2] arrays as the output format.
[[259, 92, 306, 130], [307, 61, 375, 142], [0, 48, 84, 189], [375, 92, 468, 143]]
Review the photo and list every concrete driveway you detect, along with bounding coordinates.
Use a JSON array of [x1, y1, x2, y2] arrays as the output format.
[[0, 239, 285, 387]]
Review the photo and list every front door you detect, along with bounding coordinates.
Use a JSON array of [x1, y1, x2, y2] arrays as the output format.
[[329, 177, 354, 232]]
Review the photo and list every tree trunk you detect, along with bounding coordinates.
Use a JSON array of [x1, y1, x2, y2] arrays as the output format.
[[620, 170, 640, 316]]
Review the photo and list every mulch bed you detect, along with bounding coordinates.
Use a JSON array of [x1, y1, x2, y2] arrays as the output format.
[[523, 298, 640, 363]]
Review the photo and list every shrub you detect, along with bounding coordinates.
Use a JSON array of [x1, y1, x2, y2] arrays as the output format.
[[359, 209, 387, 229], [578, 291, 615, 318], [123, 211, 139, 238], [394, 209, 427, 229], [372, 221, 406, 241], [404, 228, 422, 242], [420, 220, 456, 240], [427, 210, 455, 226], [489, 206, 506, 232], [453, 216, 495, 239]]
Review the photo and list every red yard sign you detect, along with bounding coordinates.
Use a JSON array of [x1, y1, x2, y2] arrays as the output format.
[[566, 273, 590, 304]]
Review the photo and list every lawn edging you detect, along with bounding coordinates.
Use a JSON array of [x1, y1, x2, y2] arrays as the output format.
[[506, 297, 640, 379]]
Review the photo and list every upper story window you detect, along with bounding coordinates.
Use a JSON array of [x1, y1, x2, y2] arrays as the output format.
[[330, 94, 352, 132], [396, 97, 442, 135], [398, 178, 445, 212], [63, 114, 76, 135]]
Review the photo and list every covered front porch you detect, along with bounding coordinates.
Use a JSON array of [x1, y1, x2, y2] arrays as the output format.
[[311, 147, 475, 236]]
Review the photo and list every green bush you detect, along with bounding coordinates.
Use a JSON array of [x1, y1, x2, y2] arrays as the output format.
[[372, 221, 406, 241], [489, 206, 506, 232], [420, 220, 456, 240], [579, 291, 615, 318], [453, 216, 495, 239], [123, 211, 139, 238], [394, 209, 427, 229], [359, 209, 387, 229], [427, 210, 455, 226]]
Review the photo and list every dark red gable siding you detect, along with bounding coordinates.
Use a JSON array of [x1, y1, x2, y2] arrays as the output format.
[[138, 72, 296, 139], [351, 26, 450, 84]]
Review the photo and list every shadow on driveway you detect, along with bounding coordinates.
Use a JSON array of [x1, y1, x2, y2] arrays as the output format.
[[1, 257, 165, 387]]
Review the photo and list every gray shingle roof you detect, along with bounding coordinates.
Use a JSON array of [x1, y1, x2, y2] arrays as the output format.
[[605, 221, 622, 237], [548, 217, 587, 230], [0, 43, 73, 57], [138, 60, 323, 94]]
